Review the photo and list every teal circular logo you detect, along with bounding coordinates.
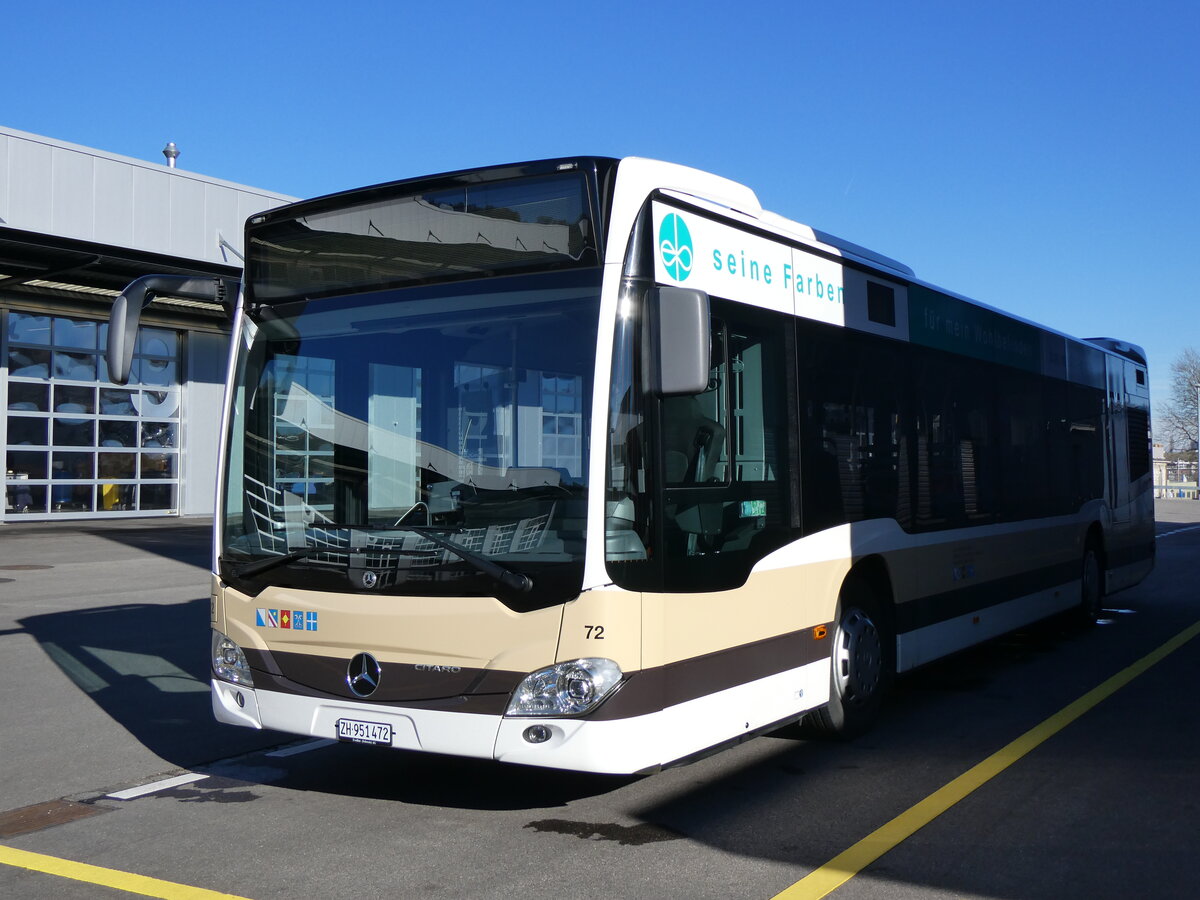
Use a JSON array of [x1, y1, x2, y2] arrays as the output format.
[[659, 213, 693, 281]]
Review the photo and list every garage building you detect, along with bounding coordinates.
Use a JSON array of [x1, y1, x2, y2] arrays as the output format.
[[1, 125, 296, 523]]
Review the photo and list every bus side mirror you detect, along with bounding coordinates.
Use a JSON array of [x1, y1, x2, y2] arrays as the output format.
[[647, 286, 710, 396], [106, 275, 236, 384]]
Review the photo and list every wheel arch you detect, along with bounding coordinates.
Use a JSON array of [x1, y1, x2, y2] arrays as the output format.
[[804, 553, 896, 739], [844, 554, 896, 632], [1084, 521, 1107, 583]]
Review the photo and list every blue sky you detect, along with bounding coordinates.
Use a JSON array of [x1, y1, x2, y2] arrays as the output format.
[[3, 1, 1197, 415]]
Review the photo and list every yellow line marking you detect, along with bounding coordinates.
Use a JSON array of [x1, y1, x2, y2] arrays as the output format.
[[0, 844, 253, 899], [773, 617, 1200, 900]]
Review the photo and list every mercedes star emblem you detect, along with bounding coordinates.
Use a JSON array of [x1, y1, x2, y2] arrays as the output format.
[[361, 570, 378, 589], [347, 652, 382, 698]]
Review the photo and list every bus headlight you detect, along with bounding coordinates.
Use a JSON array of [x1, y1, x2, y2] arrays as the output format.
[[506, 658, 622, 716], [211, 630, 254, 686]]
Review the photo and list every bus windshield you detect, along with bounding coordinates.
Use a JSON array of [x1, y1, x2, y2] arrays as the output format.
[[219, 270, 600, 609]]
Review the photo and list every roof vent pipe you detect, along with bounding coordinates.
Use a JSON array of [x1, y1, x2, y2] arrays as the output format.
[[163, 142, 180, 168]]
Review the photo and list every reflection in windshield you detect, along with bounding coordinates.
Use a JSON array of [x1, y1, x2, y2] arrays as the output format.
[[221, 272, 599, 602], [248, 171, 595, 302]]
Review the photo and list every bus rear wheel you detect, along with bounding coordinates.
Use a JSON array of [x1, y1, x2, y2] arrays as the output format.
[[808, 578, 892, 739], [1077, 542, 1105, 626]]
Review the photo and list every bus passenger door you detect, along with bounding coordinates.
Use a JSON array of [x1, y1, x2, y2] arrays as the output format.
[[645, 302, 817, 749], [1105, 358, 1130, 525], [653, 304, 795, 593]]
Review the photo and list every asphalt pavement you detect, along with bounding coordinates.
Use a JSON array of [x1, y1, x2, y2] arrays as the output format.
[[0, 516, 287, 812], [1, 503, 1199, 900]]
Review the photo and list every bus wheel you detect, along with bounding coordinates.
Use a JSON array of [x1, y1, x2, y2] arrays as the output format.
[[808, 579, 891, 739], [1077, 543, 1105, 626]]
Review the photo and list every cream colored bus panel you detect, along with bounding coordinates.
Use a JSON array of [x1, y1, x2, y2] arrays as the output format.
[[557, 587, 642, 670], [642, 561, 844, 670], [221, 584, 562, 672]]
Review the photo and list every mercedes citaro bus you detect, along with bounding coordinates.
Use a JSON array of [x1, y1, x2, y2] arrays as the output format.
[[107, 157, 1154, 773]]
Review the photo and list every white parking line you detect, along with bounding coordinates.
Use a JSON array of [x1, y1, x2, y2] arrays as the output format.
[[106, 773, 209, 800], [1157, 524, 1200, 539], [265, 738, 336, 758]]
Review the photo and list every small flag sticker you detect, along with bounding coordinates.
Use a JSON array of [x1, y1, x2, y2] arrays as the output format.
[[256, 608, 317, 631]]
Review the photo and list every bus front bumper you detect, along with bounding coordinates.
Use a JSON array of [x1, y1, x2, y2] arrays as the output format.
[[211, 657, 829, 775]]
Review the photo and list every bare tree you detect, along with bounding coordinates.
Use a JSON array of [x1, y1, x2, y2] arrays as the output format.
[[1156, 347, 1200, 461]]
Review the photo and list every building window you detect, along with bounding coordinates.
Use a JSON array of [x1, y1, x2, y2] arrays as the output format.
[[541, 372, 583, 478], [5, 311, 182, 517]]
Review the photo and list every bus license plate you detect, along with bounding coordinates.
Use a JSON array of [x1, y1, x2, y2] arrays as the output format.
[[336, 718, 393, 746]]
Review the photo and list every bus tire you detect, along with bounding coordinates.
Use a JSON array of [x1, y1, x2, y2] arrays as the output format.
[[807, 577, 892, 739], [1077, 541, 1105, 627]]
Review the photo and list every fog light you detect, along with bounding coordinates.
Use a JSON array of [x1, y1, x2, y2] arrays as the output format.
[[523, 725, 552, 744]]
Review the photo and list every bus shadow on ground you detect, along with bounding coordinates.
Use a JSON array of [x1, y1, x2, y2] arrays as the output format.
[[83, 522, 213, 570], [620, 604, 1173, 898], [18, 597, 285, 769], [216, 742, 637, 811]]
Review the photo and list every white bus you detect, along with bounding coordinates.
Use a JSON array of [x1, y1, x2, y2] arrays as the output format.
[[108, 157, 1155, 773]]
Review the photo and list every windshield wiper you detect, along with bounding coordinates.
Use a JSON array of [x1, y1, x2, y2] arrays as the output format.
[[222, 525, 533, 593], [401, 526, 533, 593], [222, 547, 323, 580]]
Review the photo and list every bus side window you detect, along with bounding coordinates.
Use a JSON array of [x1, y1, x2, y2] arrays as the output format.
[[798, 327, 911, 533]]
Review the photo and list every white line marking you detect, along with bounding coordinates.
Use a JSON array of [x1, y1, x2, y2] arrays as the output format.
[[265, 738, 336, 758], [1157, 524, 1200, 539], [106, 773, 209, 800]]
